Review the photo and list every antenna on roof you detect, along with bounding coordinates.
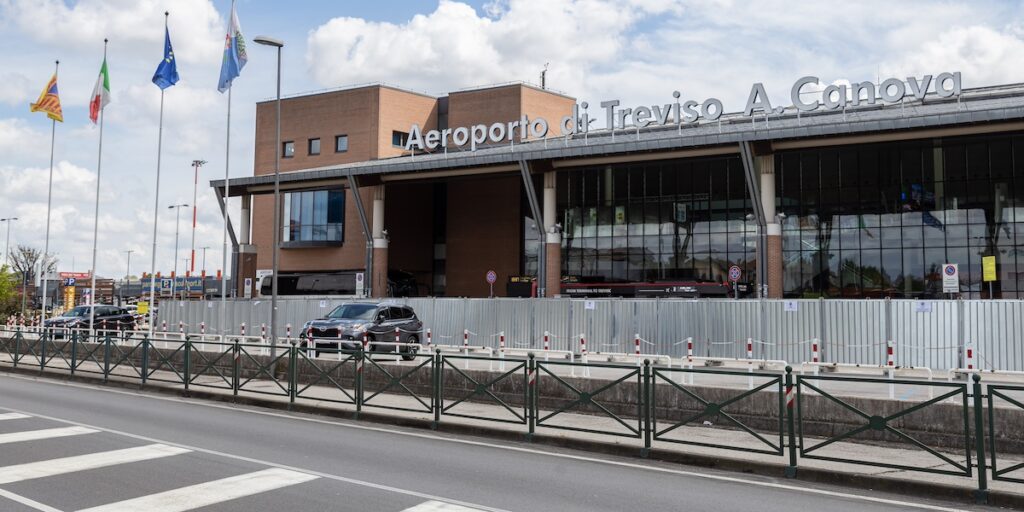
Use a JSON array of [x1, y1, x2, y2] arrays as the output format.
[[540, 63, 549, 89]]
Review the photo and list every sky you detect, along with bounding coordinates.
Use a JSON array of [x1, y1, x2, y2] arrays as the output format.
[[0, 0, 1023, 280]]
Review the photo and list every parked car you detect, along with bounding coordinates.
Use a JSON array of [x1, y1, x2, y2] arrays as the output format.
[[43, 305, 135, 332], [301, 303, 423, 359]]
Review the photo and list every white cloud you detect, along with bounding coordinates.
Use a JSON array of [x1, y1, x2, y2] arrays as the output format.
[[0, 72, 35, 106], [0, 118, 46, 155], [0, 0, 223, 65]]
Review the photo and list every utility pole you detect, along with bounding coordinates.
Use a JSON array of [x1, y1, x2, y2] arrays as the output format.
[[189, 159, 206, 275], [123, 249, 133, 306], [169, 203, 188, 299], [0, 217, 17, 268]]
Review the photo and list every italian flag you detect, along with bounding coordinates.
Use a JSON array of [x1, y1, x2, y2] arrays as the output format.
[[89, 58, 110, 124]]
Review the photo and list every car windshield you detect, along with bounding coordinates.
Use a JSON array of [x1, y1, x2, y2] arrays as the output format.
[[63, 306, 92, 318], [326, 304, 377, 320]]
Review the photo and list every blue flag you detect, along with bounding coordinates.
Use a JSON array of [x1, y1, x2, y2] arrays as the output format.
[[217, 3, 247, 92], [152, 27, 179, 90]]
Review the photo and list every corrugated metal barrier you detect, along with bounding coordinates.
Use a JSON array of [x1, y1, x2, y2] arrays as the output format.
[[157, 298, 1024, 371]]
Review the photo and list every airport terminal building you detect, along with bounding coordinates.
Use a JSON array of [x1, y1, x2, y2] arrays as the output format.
[[214, 72, 1024, 299]]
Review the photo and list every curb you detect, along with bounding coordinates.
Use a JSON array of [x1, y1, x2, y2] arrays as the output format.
[[4, 366, 1020, 509]]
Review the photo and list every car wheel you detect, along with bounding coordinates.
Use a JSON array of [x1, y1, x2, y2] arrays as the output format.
[[402, 335, 419, 361]]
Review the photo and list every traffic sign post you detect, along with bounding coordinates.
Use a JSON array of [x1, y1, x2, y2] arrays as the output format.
[[728, 265, 742, 299], [942, 263, 959, 297], [982, 256, 996, 299], [486, 270, 497, 298]]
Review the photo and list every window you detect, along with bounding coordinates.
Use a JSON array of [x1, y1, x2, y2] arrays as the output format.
[[392, 131, 409, 148], [308, 138, 320, 155], [335, 135, 348, 153], [282, 141, 294, 158], [282, 189, 345, 244]]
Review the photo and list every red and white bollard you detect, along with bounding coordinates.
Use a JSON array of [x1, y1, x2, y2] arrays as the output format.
[[286, 324, 292, 340], [161, 320, 167, 333], [542, 331, 551, 362], [634, 333, 642, 367], [498, 331, 506, 370], [886, 340, 896, 399], [178, 321, 184, 339], [579, 333, 589, 377], [811, 339, 819, 364], [260, 323, 267, 342], [394, 327, 401, 362], [426, 328, 432, 347], [965, 342, 975, 370], [200, 322, 206, 336], [240, 323, 246, 337], [463, 329, 470, 368], [746, 338, 754, 390]]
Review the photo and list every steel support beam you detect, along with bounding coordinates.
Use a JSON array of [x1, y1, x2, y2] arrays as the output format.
[[739, 141, 767, 297], [214, 186, 239, 295], [347, 172, 374, 297], [519, 159, 546, 297]]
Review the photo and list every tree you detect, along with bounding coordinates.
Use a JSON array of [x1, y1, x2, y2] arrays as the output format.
[[0, 265, 19, 317], [8, 245, 58, 284]]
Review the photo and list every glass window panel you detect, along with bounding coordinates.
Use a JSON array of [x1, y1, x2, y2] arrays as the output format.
[[313, 191, 327, 225], [902, 248, 925, 296], [820, 149, 839, 189], [335, 135, 348, 152], [881, 249, 902, 293], [902, 225, 923, 249], [860, 249, 882, 294], [308, 138, 320, 155], [839, 251, 860, 296], [945, 144, 967, 181]]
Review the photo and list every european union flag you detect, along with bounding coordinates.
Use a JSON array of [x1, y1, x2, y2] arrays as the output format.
[[152, 27, 179, 90]]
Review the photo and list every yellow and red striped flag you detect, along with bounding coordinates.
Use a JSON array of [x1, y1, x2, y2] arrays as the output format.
[[30, 73, 63, 122]]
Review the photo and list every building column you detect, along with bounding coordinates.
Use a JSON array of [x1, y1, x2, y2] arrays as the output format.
[[371, 186, 388, 298], [759, 156, 783, 298], [237, 194, 256, 298], [543, 172, 561, 297]]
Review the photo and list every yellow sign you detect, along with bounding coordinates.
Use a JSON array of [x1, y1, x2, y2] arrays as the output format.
[[63, 286, 76, 308], [137, 301, 149, 315], [983, 256, 997, 282]]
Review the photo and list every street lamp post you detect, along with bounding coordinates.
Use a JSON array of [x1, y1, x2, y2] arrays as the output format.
[[189, 160, 206, 275], [123, 249, 133, 306], [254, 35, 284, 355], [0, 217, 17, 268], [169, 204, 188, 300]]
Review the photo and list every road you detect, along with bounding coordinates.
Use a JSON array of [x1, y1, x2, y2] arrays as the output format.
[[0, 373, 984, 512]]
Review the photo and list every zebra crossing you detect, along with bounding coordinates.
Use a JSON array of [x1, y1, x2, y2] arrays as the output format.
[[0, 412, 488, 512]]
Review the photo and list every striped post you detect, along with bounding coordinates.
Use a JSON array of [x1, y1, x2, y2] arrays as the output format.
[[200, 322, 206, 336], [965, 342, 975, 370], [286, 324, 292, 341], [886, 340, 894, 367], [240, 322, 246, 337], [394, 327, 401, 362], [811, 339, 819, 363], [580, 333, 589, 377], [426, 328, 432, 347], [261, 323, 266, 342], [634, 333, 641, 367], [463, 329, 470, 369], [498, 331, 506, 370], [543, 331, 550, 362], [746, 338, 754, 390], [161, 320, 167, 333]]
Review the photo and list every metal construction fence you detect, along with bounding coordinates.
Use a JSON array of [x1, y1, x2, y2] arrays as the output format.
[[156, 297, 1024, 371], [0, 327, 1016, 504]]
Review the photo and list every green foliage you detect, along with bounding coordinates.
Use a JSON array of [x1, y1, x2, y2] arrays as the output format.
[[0, 265, 21, 317]]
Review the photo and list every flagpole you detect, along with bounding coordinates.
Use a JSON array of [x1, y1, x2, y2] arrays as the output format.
[[148, 13, 168, 337], [39, 60, 58, 329], [221, 86, 231, 337], [88, 39, 108, 339]]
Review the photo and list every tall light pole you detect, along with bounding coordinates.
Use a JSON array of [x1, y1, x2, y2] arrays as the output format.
[[200, 246, 210, 276], [169, 203, 188, 299], [0, 217, 17, 267], [123, 249, 133, 306], [254, 35, 284, 354], [182, 258, 190, 299], [189, 159, 206, 275]]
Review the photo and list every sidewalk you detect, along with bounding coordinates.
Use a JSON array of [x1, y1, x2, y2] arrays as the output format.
[[1, 352, 1020, 508]]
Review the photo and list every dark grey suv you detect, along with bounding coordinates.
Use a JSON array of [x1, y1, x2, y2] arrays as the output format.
[[301, 303, 423, 359]]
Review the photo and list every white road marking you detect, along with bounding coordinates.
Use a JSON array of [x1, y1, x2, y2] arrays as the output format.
[[0, 373, 968, 512], [403, 501, 488, 511], [0, 488, 62, 512], [0, 426, 97, 445], [0, 444, 190, 484], [0, 412, 30, 421], [76, 468, 318, 512]]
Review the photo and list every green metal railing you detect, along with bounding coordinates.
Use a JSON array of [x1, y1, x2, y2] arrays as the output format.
[[535, 359, 643, 439], [988, 383, 1024, 485], [651, 367, 785, 456], [440, 354, 528, 426], [0, 332, 1015, 504], [796, 373, 972, 477]]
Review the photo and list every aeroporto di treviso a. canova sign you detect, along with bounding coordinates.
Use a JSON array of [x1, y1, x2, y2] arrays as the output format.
[[405, 71, 962, 152]]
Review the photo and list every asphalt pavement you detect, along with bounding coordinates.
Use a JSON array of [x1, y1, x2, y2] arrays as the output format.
[[0, 373, 993, 511]]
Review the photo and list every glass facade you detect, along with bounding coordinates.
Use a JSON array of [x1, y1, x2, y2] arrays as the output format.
[[282, 189, 345, 243], [553, 156, 756, 284], [777, 133, 1024, 298]]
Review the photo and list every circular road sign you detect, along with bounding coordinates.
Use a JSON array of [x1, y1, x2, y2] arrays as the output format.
[[944, 264, 957, 276], [728, 265, 742, 283], [485, 270, 497, 284]]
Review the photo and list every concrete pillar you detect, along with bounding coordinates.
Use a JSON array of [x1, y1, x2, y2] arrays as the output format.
[[371, 186, 388, 298], [237, 245, 257, 297], [240, 195, 251, 245], [543, 172, 561, 297], [759, 155, 783, 298]]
